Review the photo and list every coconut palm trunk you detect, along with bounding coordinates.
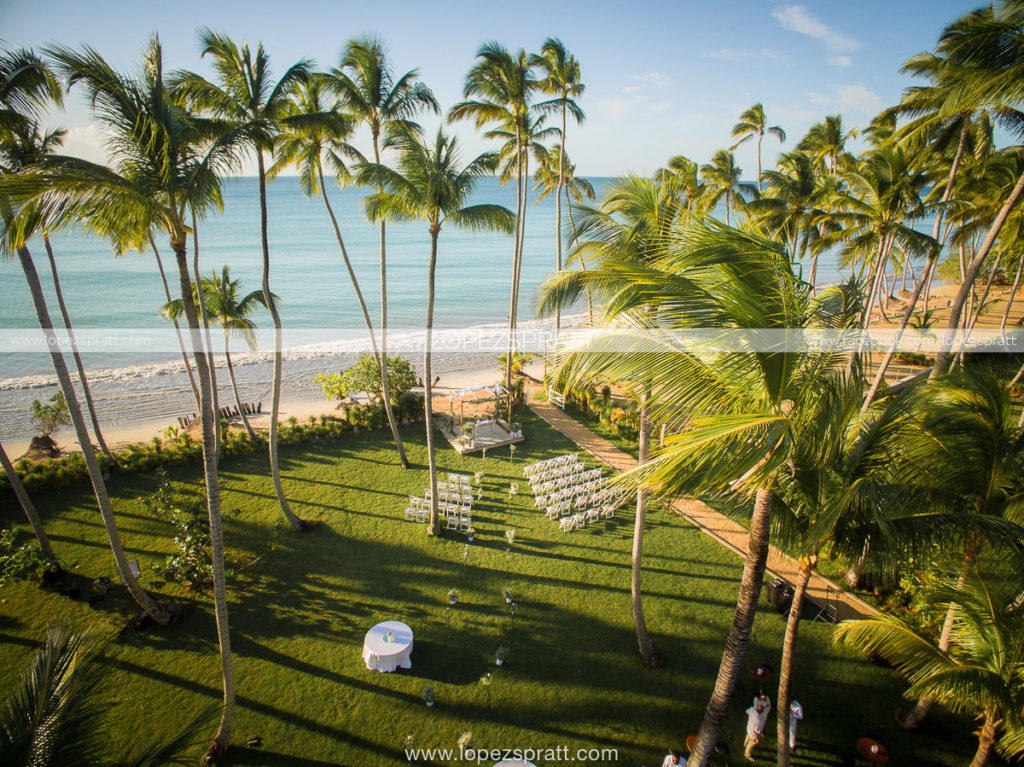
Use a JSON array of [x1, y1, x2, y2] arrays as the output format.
[[631, 389, 663, 666], [0, 435, 56, 560], [689, 486, 774, 767], [256, 150, 306, 531], [42, 235, 111, 460], [168, 239, 235, 758], [425, 224, 441, 536], [565, 183, 593, 324], [554, 113, 565, 334], [315, 162, 405, 464], [1000, 254, 1024, 332], [970, 713, 999, 767], [150, 235, 201, 410], [192, 211, 221, 457], [504, 132, 525, 407], [776, 555, 815, 767], [17, 245, 172, 624], [224, 333, 257, 440], [372, 139, 410, 468], [933, 171, 1024, 375]]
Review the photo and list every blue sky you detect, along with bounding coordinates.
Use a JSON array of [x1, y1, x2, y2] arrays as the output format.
[[1, 0, 983, 177]]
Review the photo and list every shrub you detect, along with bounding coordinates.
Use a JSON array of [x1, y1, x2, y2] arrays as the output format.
[[31, 391, 70, 439], [315, 353, 417, 404], [0, 527, 52, 584], [144, 471, 215, 591]]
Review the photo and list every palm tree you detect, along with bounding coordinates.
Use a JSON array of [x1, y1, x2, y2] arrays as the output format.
[[654, 154, 705, 212], [698, 149, 757, 226], [836, 571, 1024, 767], [163, 266, 273, 441], [814, 146, 934, 330], [0, 623, 217, 766], [0, 46, 61, 137], [540, 175, 683, 666], [797, 114, 856, 175], [730, 103, 785, 192], [174, 29, 312, 531], [0, 119, 113, 460], [0, 436, 56, 562], [542, 216, 860, 766], [329, 36, 439, 469], [358, 125, 514, 536], [8, 37, 241, 757], [533, 144, 596, 321], [449, 42, 539, 400], [746, 149, 836, 288], [531, 38, 585, 334]]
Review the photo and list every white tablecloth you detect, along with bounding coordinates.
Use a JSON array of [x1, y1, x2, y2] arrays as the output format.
[[362, 620, 413, 672]]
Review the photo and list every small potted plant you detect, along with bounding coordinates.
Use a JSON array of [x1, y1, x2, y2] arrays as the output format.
[[448, 588, 460, 606], [422, 686, 435, 707], [511, 420, 521, 438], [505, 529, 516, 546], [466, 527, 476, 542], [474, 470, 485, 485], [503, 587, 514, 605], [495, 644, 509, 666], [508, 482, 519, 496]]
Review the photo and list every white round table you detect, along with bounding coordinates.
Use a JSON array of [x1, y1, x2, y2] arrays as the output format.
[[362, 620, 413, 672]]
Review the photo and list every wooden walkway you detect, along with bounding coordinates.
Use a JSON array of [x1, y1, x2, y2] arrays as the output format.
[[530, 400, 878, 621]]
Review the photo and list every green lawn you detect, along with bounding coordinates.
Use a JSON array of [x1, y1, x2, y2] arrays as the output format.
[[0, 409, 987, 766]]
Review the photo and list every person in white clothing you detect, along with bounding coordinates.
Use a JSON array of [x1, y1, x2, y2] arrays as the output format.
[[744, 703, 766, 762], [789, 700, 804, 752], [753, 689, 772, 728], [661, 749, 685, 767]]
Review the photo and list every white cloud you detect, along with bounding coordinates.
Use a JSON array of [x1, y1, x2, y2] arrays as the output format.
[[644, 100, 673, 116], [631, 72, 672, 89], [59, 123, 111, 164], [808, 84, 885, 115], [702, 48, 781, 62], [829, 55, 853, 68], [772, 5, 861, 61], [598, 96, 647, 118]]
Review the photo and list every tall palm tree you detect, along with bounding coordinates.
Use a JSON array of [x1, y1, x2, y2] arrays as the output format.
[[814, 146, 934, 330], [174, 29, 312, 531], [698, 149, 757, 226], [163, 266, 273, 441], [358, 125, 514, 536], [450, 43, 539, 399], [533, 144, 596, 321], [9, 38, 242, 757], [836, 571, 1024, 767], [0, 46, 61, 137], [539, 175, 683, 666], [0, 436, 56, 561], [730, 102, 785, 192], [746, 149, 836, 288], [330, 37, 439, 469], [797, 114, 856, 176], [654, 154, 705, 212], [542, 217, 860, 766], [0, 119, 113, 460], [531, 38, 585, 334]]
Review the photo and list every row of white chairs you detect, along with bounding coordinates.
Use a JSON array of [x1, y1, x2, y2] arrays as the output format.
[[447, 472, 473, 485], [528, 462, 586, 486], [535, 479, 608, 508], [405, 503, 473, 526], [523, 453, 579, 476], [558, 506, 616, 531]]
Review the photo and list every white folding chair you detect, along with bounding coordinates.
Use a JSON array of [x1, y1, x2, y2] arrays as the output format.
[[404, 507, 417, 522], [572, 513, 585, 530], [586, 508, 600, 524], [559, 517, 573, 532], [459, 515, 471, 532], [546, 506, 560, 520], [416, 508, 429, 523], [601, 504, 615, 519]]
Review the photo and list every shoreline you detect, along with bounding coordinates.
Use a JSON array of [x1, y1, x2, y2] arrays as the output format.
[[2, 360, 544, 460]]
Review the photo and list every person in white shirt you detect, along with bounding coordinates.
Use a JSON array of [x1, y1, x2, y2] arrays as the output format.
[[789, 700, 804, 752], [753, 689, 772, 729], [661, 749, 685, 767], [744, 703, 766, 762]]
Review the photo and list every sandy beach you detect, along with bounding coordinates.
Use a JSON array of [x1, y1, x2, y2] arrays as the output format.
[[2, 357, 546, 459]]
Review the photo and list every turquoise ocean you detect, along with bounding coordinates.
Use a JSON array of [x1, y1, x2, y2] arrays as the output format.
[[0, 176, 856, 441]]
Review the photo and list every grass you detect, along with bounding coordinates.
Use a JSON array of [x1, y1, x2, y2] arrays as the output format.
[[0, 408, 988, 766]]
